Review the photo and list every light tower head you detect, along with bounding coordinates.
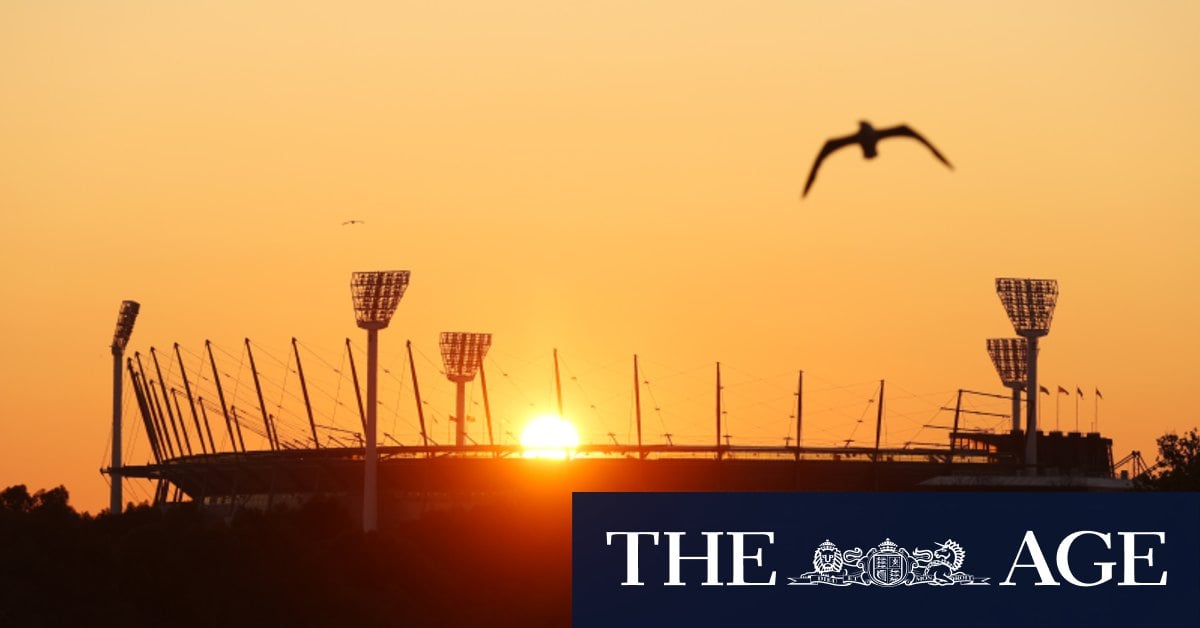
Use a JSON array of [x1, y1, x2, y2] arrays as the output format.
[[350, 271, 410, 330], [986, 337, 1028, 389], [111, 300, 140, 354], [996, 278, 1058, 337], [439, 332, 492, 383]]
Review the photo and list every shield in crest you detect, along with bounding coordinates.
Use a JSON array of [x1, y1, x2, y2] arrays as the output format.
[[867, 549, 908, 586]]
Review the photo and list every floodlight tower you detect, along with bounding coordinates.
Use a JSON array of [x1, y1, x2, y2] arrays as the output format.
[[439, 332, 493, 449], [995, 278, 1058, 469], [350, 270, 410, 532], [986, 338, 1028, 433], [109, 300, 140, 514]]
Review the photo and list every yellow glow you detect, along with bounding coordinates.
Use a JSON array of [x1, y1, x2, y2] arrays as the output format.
[[520, 415, 580, 459]]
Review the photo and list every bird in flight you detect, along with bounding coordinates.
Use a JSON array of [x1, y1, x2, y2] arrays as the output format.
[[802, 121, 952, 198], [341, 220, 365, 226]]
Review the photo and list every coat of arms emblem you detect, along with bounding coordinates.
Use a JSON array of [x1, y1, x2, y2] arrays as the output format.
[[867, 539, 908, 586], [789, 538, 988, 587]]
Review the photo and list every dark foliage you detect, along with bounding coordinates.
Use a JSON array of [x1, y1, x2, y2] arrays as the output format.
[[1136, 428, 1200, 491], [0, 485, 570, 627]]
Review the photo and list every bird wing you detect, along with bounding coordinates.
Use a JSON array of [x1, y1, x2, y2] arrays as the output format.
[[802, 135, 860, 198], [876, 125, 953, 169]]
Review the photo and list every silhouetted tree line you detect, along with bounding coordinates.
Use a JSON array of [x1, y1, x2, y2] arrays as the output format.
[[0, 486, 570, 627], [1136, 427, 1200, 491]]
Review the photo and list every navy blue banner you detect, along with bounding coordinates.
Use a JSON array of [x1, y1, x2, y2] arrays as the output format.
[[573, 493, 1200, 627]]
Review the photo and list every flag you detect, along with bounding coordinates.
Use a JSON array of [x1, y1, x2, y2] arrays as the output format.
[[1095, 388, 1103, 400], [1057, 386, 1069, 395], [1076, 386, 1084, 397], [1039, 385, 1050, 395]]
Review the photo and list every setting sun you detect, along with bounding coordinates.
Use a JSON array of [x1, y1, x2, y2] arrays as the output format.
[[520, 415, 580, 459]]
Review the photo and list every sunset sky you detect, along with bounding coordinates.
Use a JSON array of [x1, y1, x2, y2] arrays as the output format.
[[2, 1, 1198, 512]]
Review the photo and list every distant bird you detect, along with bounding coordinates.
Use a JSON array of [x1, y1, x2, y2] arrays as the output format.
[[341, 220, 365, 226], [802, 121, 952, 198]]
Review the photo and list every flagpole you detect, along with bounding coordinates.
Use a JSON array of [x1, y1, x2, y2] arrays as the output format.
[[1075, 387, 1079, 432], [1038, 387, 1048, 431], [1056, 391, 1060, 432]]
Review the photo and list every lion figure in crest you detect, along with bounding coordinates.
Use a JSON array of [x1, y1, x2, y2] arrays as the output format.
[[802, 539, 865, 582]]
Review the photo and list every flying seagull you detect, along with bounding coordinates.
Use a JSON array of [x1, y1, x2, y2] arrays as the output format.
[[802, 121, 952, 198], [341, 220, 365, 226]]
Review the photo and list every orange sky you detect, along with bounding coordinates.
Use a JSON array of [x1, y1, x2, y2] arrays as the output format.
[[2, 1, 1198, 512]]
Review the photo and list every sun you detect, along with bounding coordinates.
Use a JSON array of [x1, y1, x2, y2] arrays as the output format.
[[519, 415, 580, 459]]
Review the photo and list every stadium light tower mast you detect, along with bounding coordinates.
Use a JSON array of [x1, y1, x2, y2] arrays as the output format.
[[350, 270, 410, 532], [439, 332, 493, 449], [109, 300, 140, 514], [995, 278, 1058, 469], [986, 338, 1028, 434]]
